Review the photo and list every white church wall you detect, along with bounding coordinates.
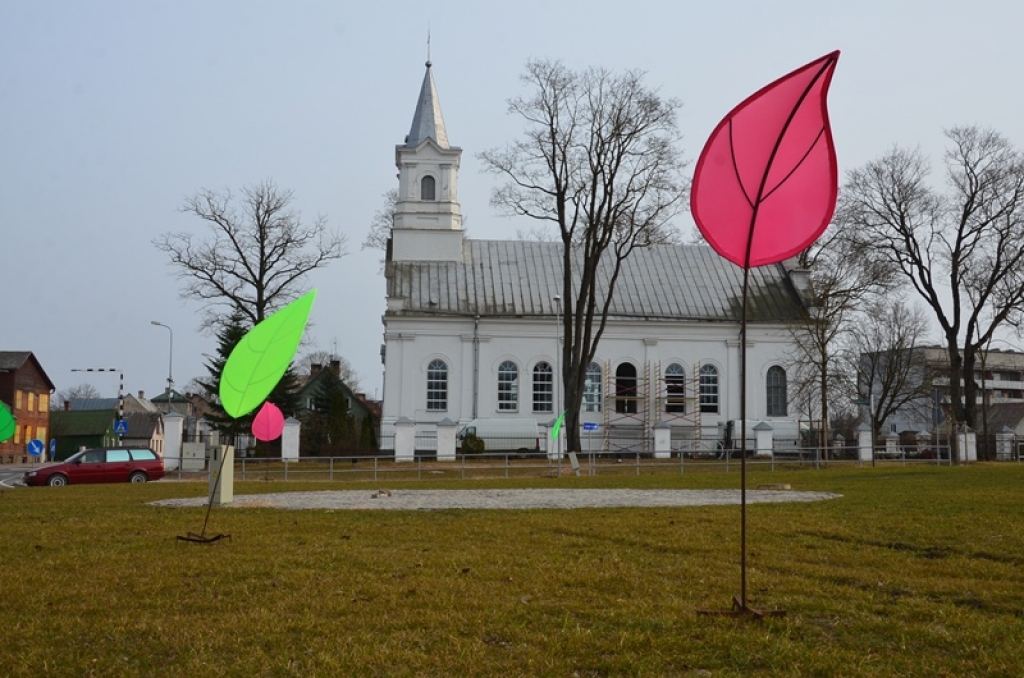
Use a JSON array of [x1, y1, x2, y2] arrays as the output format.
[[380, 313, 802, 448]]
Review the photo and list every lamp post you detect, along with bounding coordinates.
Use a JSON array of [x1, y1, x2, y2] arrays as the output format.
[[553, 295, 562, 463], [151, 321, 174, 409]]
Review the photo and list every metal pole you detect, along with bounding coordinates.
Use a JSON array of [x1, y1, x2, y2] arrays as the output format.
[[71, 367, 124, 444], [151, 321, 174, 407], [553, 294, 562, 464]]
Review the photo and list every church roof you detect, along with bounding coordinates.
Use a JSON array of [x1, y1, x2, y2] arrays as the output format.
[[405, 61, 449, 149], [386, 240, 808, 323]]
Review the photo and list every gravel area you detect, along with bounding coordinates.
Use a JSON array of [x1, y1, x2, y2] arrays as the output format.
[[151, 488, 841, 511]]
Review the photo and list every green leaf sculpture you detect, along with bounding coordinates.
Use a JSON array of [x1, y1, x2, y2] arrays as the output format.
[[0, 401, 14, 443], [219, 290, 316, 418], [551, 410, 566, 440]]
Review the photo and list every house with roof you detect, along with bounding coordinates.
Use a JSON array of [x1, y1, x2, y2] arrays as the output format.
[[296, 360, 381, 454], [150, 388, 192, 415], [379, 64, 810, 456], [48, 410, 119, 460], [0, 351, 56, 462], [120, 412, 166, 455]]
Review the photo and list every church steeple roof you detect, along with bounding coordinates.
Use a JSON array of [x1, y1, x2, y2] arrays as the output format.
[[405, 61, 449, 149]]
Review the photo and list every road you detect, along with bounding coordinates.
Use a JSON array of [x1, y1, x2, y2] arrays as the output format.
[[0, 464, 35, 488]]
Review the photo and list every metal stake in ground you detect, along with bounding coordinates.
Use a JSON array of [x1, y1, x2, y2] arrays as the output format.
[[177, 444, 233, 544]]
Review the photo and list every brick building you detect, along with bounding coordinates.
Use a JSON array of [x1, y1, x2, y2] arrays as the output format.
[[0, 351, 56, 461]]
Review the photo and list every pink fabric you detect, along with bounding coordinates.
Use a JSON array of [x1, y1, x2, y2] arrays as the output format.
[[252, 401, 285, 442], [691, 51, 840, 268]]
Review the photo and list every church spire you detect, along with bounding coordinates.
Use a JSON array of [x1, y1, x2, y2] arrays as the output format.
[[405, 61, 449, 149], [390, 60, 463, 262]]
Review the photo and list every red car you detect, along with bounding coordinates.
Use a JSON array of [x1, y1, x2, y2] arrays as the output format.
[[24, 447, 165, 486]]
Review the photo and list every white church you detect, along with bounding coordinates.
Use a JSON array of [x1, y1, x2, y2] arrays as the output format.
[[379, 62, 811, 457]]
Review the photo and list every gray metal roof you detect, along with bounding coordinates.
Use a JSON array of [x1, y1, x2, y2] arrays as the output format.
[[405, 62, 449, 149], [67, 398, 120, 411], [386, 240, 807, 323]]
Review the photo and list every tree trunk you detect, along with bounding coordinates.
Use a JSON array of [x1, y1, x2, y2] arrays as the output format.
[[962, 346, 978, 432], [945, 334, 964, 464]]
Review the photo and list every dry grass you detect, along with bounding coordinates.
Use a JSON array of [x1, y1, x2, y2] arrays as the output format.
[[2, 465, 1023, 676]]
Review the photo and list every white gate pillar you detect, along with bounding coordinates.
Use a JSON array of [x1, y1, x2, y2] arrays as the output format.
[[161, 412, 185, 471], [856, 423, 872, 462], [281, 417, 300, 462], [394, 417, 415, 462], [653, 421, 671, 459], [437, 418, 457, 462], [957, 427, 977, 463], [754, 421, 773, 458]]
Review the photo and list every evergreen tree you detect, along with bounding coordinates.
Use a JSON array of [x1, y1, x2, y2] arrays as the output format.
[[300, 367, 356, 455], [198, 311, 302, 453]]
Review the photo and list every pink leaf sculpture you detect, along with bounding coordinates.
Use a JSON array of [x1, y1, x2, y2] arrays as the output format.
[[691, 51, 840, 268], [252, 401, 285, 442]]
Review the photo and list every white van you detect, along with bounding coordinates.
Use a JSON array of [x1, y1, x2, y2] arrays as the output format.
[[457, 418, 540, 453]]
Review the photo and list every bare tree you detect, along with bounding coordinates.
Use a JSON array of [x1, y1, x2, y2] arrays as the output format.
[[849, 299, 935, 439], [363, 188, 397, 253], [787, 223, 897, 456], [480, 60, 688, 453], [51, 383, 101, 409], [839, 127, 1024, 453], [297, 350, 361, 390], [155, 179, 347, 329]]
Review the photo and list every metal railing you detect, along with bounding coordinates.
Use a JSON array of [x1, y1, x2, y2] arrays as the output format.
[[162, 442, 1011, 484]]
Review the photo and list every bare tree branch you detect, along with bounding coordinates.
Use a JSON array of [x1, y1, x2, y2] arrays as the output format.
[[479, 60, 688, 453], [838, 126, 1024, 446], [154, 179, 347, 330]]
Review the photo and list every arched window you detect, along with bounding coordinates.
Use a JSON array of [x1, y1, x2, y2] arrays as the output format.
[[533, 362, 553, 413], [420, 175, 436, 201], [699, 364, 719, 414], [426, 359, 448, 411], [498, 360, 519, 411], [665, 362, 686, 413], [583, 362, 602, 413], [766, 365, 788, 416], [615, 363, 638, 414]]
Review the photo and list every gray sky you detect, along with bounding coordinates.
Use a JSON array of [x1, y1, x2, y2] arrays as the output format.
[[4, 0, 1023, 401]]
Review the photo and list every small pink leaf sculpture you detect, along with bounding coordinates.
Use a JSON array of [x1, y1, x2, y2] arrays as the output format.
[[691, 51, 840, 268], [252, 401, 285, 442]]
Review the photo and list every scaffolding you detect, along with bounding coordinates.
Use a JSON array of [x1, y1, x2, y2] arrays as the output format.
[[595, 361, 711, 456], [600, 360, 648, 455]]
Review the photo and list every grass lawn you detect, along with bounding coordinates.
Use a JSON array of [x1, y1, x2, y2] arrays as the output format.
[[2, 464, 1023, 677]]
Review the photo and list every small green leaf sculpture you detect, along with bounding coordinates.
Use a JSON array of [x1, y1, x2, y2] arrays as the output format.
[[219, 290, 316, 418], [0, 402, 14, 443], [551, 410, 566, 440]]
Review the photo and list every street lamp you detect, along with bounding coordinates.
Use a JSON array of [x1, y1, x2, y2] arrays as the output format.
[[553, 295, 562, 462], [150, 321, 174, 405]]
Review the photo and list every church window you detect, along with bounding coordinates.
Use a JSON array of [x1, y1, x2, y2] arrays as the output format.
[[532, 362, 553, 413], [665, 363, 686, 413], [498, 360, 519, 411], [426, 359, 448, 411], [615, 363, 638, 414], [583, 362, 602, 413], [421, 175, 436, 201], [766, 365, 788, 416], [699, 364, 719, 414]]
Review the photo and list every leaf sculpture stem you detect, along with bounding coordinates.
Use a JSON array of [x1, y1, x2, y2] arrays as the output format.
[[736, 54, 838, 612], [693, 51, 840, 617]]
